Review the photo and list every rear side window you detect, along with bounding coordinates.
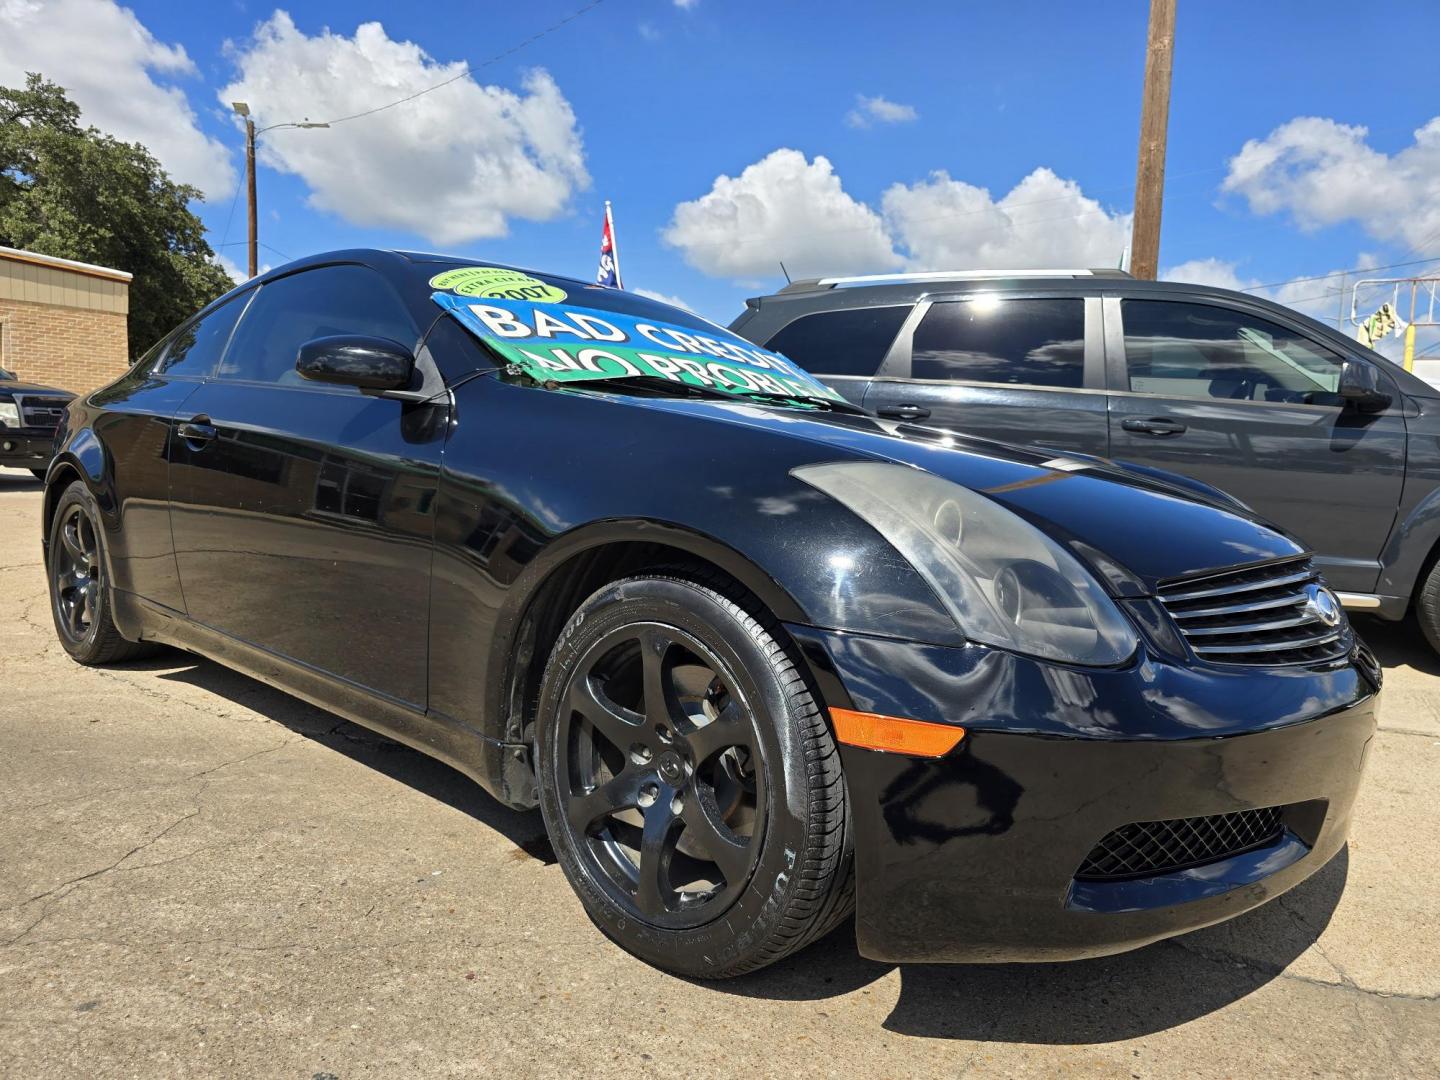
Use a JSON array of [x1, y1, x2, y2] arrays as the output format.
[[764, 306, 909, 377], [152, 290, 253, 376], [910, 297, 1086, 388], [217, 264, 417, 384]]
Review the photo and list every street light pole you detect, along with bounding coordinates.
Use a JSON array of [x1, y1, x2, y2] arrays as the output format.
[[244, 115, 257, 279], [231, 102, 328, 279]]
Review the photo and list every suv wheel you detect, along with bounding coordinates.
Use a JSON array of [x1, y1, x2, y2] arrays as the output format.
[[1417, 558, 1440, 655], [535, 573, 853, 978], [47, 481, 156, 664]]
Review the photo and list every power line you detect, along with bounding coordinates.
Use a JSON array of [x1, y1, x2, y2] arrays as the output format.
[[316, 0, 606, 128], [1239, 254, 1440, 294]]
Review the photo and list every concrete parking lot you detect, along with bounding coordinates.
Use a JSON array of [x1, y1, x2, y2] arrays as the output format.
[[1, 467, 1437, 1078]]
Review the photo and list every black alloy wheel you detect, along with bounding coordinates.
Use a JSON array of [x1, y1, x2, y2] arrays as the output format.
[[52, 501, 101, 643], [559, 621, 766, 927], [47, 481, 155, 665], [537, 572, 853, 978]]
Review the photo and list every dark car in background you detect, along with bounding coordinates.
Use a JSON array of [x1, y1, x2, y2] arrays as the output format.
[[41, 251, 1378, 977], [0, 365, 73, 478], [731, 270, 1440, 653]]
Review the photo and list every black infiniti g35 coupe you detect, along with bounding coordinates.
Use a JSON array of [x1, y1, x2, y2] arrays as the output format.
[[40, 250, 1380, 977]]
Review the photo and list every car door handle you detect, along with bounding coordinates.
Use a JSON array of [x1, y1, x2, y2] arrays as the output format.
[[178, 417, 217, 445], [1121, 417, 1187, 436], [875, 403, 931, 421]]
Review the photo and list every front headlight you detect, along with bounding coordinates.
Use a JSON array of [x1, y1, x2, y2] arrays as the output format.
[[0, 400, 18, 428], [794, 461, 1138, 666]]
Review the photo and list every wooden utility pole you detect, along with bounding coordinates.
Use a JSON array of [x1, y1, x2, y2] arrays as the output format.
[[1129, 0, 1176, 280], [244, 117, 258, 279]]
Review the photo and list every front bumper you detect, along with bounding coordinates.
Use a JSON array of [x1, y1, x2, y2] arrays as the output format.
[[787, 625, 1379, 964], [0, 431, 56, 468]]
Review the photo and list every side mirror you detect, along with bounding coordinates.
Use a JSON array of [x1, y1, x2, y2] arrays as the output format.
[[1337, 358, 1392, 414], [296, 335, 415, 392]]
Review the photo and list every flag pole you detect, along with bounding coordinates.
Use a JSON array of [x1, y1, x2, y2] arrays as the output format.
[[606, 200, 624, 290]]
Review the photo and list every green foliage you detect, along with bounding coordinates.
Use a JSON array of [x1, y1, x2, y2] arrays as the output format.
[[0, 74, 236, 357]]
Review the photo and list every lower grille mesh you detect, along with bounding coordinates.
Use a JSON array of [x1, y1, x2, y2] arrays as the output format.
[[1076, 806, 1286, 881]]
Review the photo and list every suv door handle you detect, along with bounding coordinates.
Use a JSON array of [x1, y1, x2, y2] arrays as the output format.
[[875, 403, 931, 421], [178, 416, 217, 445], [1121, 417, 1187, 436]]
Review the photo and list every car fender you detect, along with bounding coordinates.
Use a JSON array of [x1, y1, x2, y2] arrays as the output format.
[[1377, 483, 1440, 599]]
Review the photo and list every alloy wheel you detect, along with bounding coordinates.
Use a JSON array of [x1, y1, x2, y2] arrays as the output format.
[[53, 503, 101, 643], [558, 621, 767, 929]]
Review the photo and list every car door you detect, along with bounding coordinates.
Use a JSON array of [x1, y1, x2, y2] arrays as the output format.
[[759, 304, 912, 406], [83, 288, 254, 611], [860, 294, 1110, 455], [168, 262, 448, 709], [1104, 296, 1406, 593]]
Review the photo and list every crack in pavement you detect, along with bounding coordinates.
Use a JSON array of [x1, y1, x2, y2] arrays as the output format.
[[1165, 936, 1440, 1004]]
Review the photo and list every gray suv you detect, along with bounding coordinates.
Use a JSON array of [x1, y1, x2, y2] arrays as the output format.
[[730, 269, 1440, 652]]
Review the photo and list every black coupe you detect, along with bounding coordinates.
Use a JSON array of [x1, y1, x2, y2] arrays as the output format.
[[41, 251, 1379, 977]]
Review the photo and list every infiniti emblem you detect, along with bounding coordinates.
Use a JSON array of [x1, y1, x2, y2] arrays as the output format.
[[1305, 584, 1342, 628]]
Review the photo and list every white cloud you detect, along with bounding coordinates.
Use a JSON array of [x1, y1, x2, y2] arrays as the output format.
[[846, 94, 918, 129], [1162, 254, 1383, 328], [633, 287, 691, 311], [1223, 116, 1440, 247], [219, 13, 589, 245], [0, 0, 235, 199], [674, 0, 699, 8], [663, 149, 900, 279], [883, 167, 1132, 271]]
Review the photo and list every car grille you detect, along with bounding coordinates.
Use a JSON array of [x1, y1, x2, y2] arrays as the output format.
[[1075, 806, 1286, 881], [1156, 556, 1349, 665], [16, 395, 68, 430]]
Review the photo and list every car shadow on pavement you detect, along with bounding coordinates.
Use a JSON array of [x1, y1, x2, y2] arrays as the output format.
[[1352, 613, 1440, 676], [121, 651, 558, 864], [713, 842, 1351, 1045]]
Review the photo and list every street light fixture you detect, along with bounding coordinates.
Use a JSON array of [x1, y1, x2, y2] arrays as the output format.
[[230, 102, 330, 278]]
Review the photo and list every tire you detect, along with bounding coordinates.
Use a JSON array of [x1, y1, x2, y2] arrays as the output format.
[[1418, 558, 1440, 656], [535, 572, 853, 979], [46, 480, 157, 665]]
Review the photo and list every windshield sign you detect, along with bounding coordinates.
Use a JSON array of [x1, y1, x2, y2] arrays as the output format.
[[432, 290, 840, 404]]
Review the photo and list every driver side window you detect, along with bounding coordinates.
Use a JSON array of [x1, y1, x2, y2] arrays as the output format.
[[1121, 300, 1344, 404]]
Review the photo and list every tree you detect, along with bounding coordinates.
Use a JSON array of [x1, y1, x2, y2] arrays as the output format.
[[0, 74, 235, 358]]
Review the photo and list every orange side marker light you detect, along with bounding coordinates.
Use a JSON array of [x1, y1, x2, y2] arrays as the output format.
[[829, 708, 966, 758]]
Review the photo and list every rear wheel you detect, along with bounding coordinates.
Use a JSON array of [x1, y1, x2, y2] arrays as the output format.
[[47, 481, 156, 664], [535, 573, 852, 978]]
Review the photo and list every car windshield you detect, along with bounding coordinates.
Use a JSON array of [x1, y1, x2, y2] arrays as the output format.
[[0, 367, 14, 381], [421, 261, 845, 409]]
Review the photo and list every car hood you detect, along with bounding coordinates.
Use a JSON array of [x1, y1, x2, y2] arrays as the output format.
[[618, 394, 1304, 596], [0, 379, 73, 398]]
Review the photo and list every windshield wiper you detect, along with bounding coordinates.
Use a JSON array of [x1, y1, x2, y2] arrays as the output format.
[[555, 375, 870, 415]]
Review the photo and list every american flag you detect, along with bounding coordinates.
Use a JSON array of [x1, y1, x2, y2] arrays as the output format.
[[596, 201, 623, 289]]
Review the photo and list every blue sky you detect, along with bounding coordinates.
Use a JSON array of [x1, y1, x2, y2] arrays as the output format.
[[3, 0, 1440, 358]]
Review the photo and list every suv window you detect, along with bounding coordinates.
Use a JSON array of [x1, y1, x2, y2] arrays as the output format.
[[1121, 300, 1344, 403], [763, 306, 909, 377], [910, 297, 1085, 388], [152, 290, 253, 376], [217, 264, 417, 384]]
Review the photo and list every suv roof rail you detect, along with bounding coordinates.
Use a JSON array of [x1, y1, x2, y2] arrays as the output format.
[[774, 268, 1133, 294]]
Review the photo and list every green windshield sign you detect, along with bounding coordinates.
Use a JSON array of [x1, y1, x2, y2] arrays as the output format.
[[431, 291, 841, 403]]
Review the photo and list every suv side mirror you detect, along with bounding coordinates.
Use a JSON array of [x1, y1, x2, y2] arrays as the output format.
[[1337, 358, 1392, 413], [297, 335, 415, 392]]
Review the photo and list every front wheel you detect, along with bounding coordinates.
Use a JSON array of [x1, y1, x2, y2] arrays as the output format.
[[535, 573, 852, 978], [1417, 558, 1440, 656]]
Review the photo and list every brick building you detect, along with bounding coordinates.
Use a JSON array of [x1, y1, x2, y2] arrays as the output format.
[[0, 246, 130, 393]]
